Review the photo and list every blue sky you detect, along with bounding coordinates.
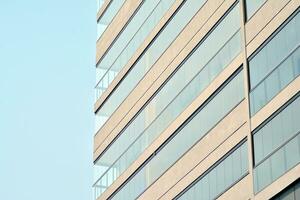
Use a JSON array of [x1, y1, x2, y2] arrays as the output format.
[[0, 0, 95, 199]]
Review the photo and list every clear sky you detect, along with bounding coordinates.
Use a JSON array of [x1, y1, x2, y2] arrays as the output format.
[[0, 0, 95, 199]]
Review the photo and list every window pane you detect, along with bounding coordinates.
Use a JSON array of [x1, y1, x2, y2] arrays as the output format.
[[178, 142, 248, 199], [232, 147, 242, 180], [252, 82, 266, 113], [292, 48, 300, 76], [270, 113, 284, 152], [249, 12, 300, 115], [209, 169, 217, 198], [257, 158, 272, 190], [254, 131, 263, 164], [249, 48, 268, 89], [285, 137, 300, 169], [265, 70, 280, 102], [266, 34, 284, 71], [216, 163, 225, 194], [202, 176, 209, 200], [279, 58, 294, 89], [285, 19, 298, 52], [262, 126, 273, 159], [270, 148, 285, 180], [241, 142, 249, 172], [224, 153, 233, 188]]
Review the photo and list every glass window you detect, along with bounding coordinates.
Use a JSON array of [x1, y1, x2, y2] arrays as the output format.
[[232, 147, 242, 181], [254, 131, 263, 164], [257, 158, 272, 190], [252, 82, 266, 114], [202, 176, 209, 200], [249, 11, 300, 116], [249, 48, 268, 89], [209, 169, 217, 198], [177, 142, 248, 200], [216, 162, 225, 194], [285, 138, 300, 169], [224, 150, 233, 186], [253, 95, 300, 193], [279, 58, 294, 88], [241, 142, 249, 172], [285, 19, 298, 52], [265, 70, 280, 102], [281, 104, 294, 141], [262, 125, 273, 159], [270, 148, 285, 180], [270, 114, 284, 153], [266, 35, 284, 72], [293, 47, 300, 76]]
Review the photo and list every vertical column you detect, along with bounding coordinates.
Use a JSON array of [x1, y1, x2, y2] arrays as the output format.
[[239, 0, 255, 199]]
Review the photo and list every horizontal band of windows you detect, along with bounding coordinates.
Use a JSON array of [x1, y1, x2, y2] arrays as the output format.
[[175, 139, 248, 200], [94, 0, 211, 133], [93, 3, 242, 198], [249, 7, 300, 115], [254, 132, 300, 193], [250, 44, 300, 93], [108, 67, 245, 200], [95, 0, 177, 100], [249, 7, 300, 89], [253, 91, 300, 165], [253, 92, 300, 193], [250, 45, 300, 116]]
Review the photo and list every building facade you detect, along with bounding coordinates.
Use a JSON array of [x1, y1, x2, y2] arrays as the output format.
[[93, 0, 300, 199]]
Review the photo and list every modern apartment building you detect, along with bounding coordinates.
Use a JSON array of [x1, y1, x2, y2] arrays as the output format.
[[93, 0, 300, 199]]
